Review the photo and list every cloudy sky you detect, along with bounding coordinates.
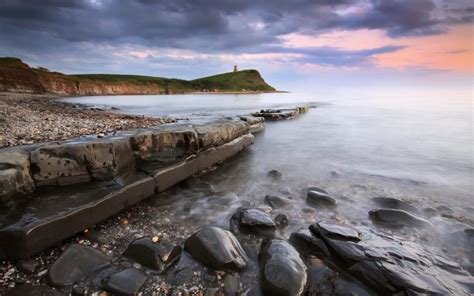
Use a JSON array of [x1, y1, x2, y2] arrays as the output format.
[[0, 0, 472, 95]]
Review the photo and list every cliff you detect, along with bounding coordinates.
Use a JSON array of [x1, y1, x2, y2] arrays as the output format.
[[0, 57, 276, 95]]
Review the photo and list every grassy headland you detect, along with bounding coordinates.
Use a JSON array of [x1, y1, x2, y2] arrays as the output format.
[[0, 57, 276, 95]]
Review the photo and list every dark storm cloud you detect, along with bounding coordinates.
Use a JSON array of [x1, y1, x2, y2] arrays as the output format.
[[0, 0, 471, 73]]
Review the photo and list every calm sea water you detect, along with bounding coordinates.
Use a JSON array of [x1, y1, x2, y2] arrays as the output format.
[[63, 93, 473, 200], [63, 93, 473, 251]]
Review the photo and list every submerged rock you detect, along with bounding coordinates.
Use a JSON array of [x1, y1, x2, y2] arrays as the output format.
[[230, 208, 276, 237], [122, 236, 181, 272], [274, 214, 289, 229], [369, 208, 432, 227], [47, 244, 109, 287], [264, 195, 291, 208], [372, 197, 420, 214], [308, 221, 473, 295], [259, 239, 307, 296], [306, 187, 337, 207], [267, 169, 282, 178], [184, 227, 249, 270], [101, 268, 147, 295]]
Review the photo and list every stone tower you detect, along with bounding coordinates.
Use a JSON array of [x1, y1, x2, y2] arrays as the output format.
[[233, 65, 238, 72]]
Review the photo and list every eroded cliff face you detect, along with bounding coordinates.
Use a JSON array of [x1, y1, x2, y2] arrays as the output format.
[[0, 57, 276, 96], [0, 59, 173, 95]]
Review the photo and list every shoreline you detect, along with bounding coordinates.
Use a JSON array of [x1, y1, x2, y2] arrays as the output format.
[[0, 92, 175, 148]]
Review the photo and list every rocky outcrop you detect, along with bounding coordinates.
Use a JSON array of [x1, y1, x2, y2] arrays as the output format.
[[0, 118, 255, 260], [252, 106, 309, 121], [306, 221, 473, 295]]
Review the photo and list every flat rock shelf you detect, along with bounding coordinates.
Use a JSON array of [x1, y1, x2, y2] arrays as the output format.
[[0, 115, 266, 260]]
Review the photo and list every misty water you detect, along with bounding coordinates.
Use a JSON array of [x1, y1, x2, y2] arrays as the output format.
[[63, 93, 473, 262]]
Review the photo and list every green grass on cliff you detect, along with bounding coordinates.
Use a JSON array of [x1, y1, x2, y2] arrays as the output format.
[[192, 70, 276, 91], [0, 57, 277, 92]]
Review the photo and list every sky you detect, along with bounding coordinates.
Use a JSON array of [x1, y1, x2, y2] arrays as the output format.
[[0, 0, 473, 96]]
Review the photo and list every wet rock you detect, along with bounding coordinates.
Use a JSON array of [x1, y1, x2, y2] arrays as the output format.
[[181, 176, 215, 195], [372, 197, 420, 214], [101, 268, 147, 295], [310, 221, 361, 242], [309, 221, 473, 295], [264, 195, 291, 208], [47, 244, 109, 287], [224, 273, 240, 296], [122, 236, 182, 272], [4, 285, 63, 296], [464, 228, 474, 238], [289, 228, 330, 257], [274, 214, 289, 229], [259, 239, 307, 296], [306, 188, 337, 207], [267, 169, 282, 178], [230, 208, 276, 237], [369, 208, 432, 227], [184, 227, 249, 270], [16, 259, 40, 274]]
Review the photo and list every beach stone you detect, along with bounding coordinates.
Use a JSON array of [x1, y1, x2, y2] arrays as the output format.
[[290, 228, 331, 257], [47, 244, 109, 287], [123, 236, 181, 272], [230, 208, 276, 237], [4, 285, 63, 296], [372, 197, 420, 214], [101, 268, 147, 295], [194, 120, 249, 149], [184, 227, 249, 270], [308, 221, 473, 295], [274, 214, 289, 229], [259, 239, 307, 296], [369, 208, 432, 227], [16, 259, 40, 274], [181, 176, 215, 195], [264, 195, 290, 208], [306, 188, 337, 207], [267, 170, 282, 178]]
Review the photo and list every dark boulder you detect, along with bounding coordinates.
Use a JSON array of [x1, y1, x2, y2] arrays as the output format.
[[264, 195, 291, 208], [5, 285, 63, 296], [369, 208, 432, 227], [372, 197, 420, 214], [47, 244, 109, 287], [259, 239, 307, 296], [309, 221, 473, 295], [122, 236, 181, 272], [306, 187, 337, 207], [184, 227, 249, 270], [230, 208, 276, 237], [101, 268, 147, 295]]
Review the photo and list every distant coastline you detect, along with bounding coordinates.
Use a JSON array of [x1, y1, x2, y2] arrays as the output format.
[[0, 57, 277, 96]]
